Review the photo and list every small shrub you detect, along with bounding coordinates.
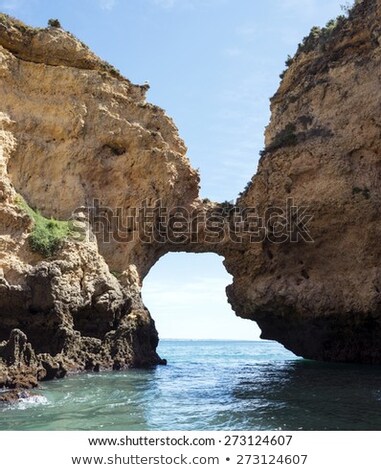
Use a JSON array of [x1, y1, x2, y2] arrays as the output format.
[[280, 55, 295, 79], [0, 13, 34, 32], [274, 124, 297, 146], [221, 200, 232, 205], [340, 2, 354, 16], [285, 54, 294, 67], [296, 10, 352, 56], [261, 124, 298, 156], [220, 200, 235, 212], [48, 18, 61, 28], [238, 180, 253, 198], [102, 61, 122, 78], [297, 26, 323, 53], [16, 196, 72, 257]]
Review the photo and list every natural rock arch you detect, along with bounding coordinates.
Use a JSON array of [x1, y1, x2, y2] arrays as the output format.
[[0, 0, 381, 388]]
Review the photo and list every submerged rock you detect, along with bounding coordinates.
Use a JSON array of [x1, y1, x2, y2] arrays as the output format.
[[0, 389, 31, 404]]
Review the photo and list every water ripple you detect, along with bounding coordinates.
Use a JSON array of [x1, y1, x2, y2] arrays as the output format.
[[1, 341, 381, 430]]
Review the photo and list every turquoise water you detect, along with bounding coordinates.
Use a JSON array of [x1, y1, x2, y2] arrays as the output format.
[[1, 340, 381, 430]]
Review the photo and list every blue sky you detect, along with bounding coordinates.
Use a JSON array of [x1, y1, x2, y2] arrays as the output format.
[[1, 0, 346, 339]]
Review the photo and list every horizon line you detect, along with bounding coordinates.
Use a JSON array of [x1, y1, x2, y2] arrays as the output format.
[[159, 338, 267, 342]]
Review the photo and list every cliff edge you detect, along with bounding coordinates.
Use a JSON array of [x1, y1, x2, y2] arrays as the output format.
[[226, 0, 381, 362], [0, 14, 199, 387]]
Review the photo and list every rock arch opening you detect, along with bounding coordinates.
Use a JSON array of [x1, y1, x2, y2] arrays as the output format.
[[142, 252, 261, 341]]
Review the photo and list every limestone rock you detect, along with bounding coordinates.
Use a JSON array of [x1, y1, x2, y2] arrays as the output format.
[[226, 0, 381, 363], [0, 14, 198, 387], [0, 388, 30, 404], [1, 0, 381, 391], [0, 329, 40, 388]]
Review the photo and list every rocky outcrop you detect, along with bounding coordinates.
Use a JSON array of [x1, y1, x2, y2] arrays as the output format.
[[0, 14, 192, 387], [224, 0, 381, 363], [0, 0, 381, 390], [0, 329, 41, 388], [0, 388, 31, 403]]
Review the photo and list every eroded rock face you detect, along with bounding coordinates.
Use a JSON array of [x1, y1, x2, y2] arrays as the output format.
[[0, 0, 381, 390], [0, 16, 194, 386], [225, 0, 381, 363]]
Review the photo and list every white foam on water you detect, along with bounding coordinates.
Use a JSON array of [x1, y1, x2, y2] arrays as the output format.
[[6, 394, 49, 411]]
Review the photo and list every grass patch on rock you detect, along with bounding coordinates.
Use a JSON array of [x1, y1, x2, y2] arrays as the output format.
[[16, 196, 72, 257]]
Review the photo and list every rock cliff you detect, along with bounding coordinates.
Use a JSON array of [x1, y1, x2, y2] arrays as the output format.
[[0, 0, 380, 389], [226, 0, 381, 363], [0, 14, 198, 387]]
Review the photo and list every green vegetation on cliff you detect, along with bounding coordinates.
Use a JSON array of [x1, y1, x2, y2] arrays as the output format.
[[279, 2, 357, 79], [16, 196, 72, 257], [0, 13, 38, 32]]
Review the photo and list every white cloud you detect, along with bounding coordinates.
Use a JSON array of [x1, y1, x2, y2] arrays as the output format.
[[98, 0, 116, 11]]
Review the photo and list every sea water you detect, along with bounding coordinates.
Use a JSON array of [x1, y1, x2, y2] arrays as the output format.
[[1, 340, 381, 430]]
